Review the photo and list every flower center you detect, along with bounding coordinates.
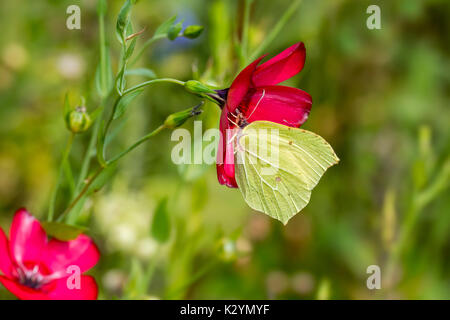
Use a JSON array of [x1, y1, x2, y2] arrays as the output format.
[[15, 262, 54, 290], [17, 265, 45, 289]]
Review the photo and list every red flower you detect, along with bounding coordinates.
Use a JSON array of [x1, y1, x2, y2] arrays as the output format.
[[0, 209, 99, 300], [216, 42, 312, 188]]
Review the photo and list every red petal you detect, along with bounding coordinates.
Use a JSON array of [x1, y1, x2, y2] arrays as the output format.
[[47, 275, 98, 300], [0, 229, 14, 277], [41, 234, 100, 278], [226, 56, 265, 113], [9, 209, 47, 267], [242, 85, 312, 128], [0, 275, 49, 300], [252, 42, 306, 87], [216, 109, 238, 188]]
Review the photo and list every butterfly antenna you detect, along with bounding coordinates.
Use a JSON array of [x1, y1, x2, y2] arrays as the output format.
[[246, 89, 265, 121], [227, 131, 239, 145], [227, 115, 240, 128]]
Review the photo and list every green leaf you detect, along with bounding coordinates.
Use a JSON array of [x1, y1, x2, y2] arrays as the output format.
[[154, 15, 177, 37], [151, 197, 171, 243], [95, 46, 114, 98], [87, 164, 117, 194], [113, 89, 143, 120], [123, 258, 144, 299], [42, 222, 87, 241], [234, 121, 339, 225], [125, 68, 157, 79], [125, 37, 137, 59], [116, 0, 134, 44], [63, 93, 72, 115], [64, 196, 87, 225]]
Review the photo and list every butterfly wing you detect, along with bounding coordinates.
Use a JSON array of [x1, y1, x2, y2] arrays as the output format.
[[234, 121, 339, 224]]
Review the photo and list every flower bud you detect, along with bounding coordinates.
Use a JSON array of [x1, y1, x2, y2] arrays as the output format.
[[182, 25, 204, 39], [164, 102, 203, 129], [184, 80, 216, 96], [168, 22, 183, 41], [66, 106, 92, 133], [217, 237, 237, 262]]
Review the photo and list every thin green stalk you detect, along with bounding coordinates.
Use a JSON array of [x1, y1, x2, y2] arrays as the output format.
[[140, 248, 163, 295], [75, 116, 101, 196], [102, 97, 120, 148], [165, 260, 219, 299], [102, 78, 183, 153], [73, 0, 109, 197], [247, 0, 302, 63], [48, 133, 75, 221], [385, 157, 450, 289], [60, 124, 166, 221], [99, 7, 107, 95], [63, 160, 75, 196], [239, 0, 253, 67], [58, 166, 104, 222], [108, 125, 166, 164], [130, 34, 165, 66], [123, 78, 185, 96]]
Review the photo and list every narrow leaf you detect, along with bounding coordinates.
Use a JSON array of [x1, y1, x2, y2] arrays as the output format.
[[42, 222, 87, 241], [125, 68, 157, 79], [125, 37, 137, 60], [116, 0, 133, 44], [154, 15, 177, 37], [113, 89, 143, 120], [151, 197, 171, 243], [95, 46, 114, 98], [87, 164, 117, 195], [63, 93, 72, 116]]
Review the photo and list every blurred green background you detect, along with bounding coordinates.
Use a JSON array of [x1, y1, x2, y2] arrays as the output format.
[[0, 0, 449, 299]]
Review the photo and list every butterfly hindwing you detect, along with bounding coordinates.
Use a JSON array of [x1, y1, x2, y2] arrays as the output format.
[[234, 121, 339, 224]]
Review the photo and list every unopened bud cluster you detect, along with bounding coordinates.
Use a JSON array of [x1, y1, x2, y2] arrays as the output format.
[[66, 106, 92, 133]]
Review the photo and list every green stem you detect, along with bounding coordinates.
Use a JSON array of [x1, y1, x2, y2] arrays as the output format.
[[140, 248, 162, 295], [247, 0, 302, 63], [102, 78, 183, 156], [108, 125, 166, 164], [99, 8, 107, 95], [165, 260, 219, 299], [130, 34, 165, 67], [123, 78, 185, 96], [48, 133, 75, 221], [75, 116, 102, 197], [73, 0, 108, 197], [385, 157, 450, 289], [102, 97, 120, 149], [60, 124, 167, 221], [240, 0, 252, 67], [58, 166, 104, 222], [63, 160, 75, 196]]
